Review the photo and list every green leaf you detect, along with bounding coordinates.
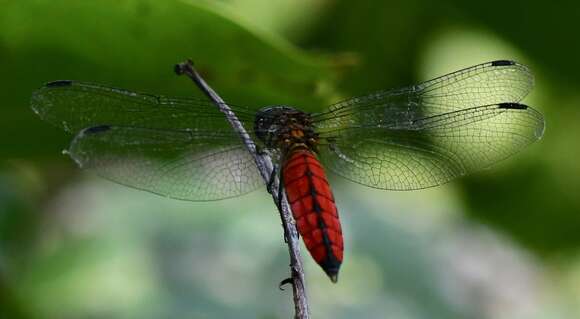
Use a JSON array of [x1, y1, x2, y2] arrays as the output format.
[[0, 0, 339, 158]]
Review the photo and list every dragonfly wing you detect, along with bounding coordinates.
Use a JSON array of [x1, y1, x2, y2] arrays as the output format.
[[69, 125, 263, 201], [314, 60, 544, 190], [318, 103, 544, 190], [414, 60, 533, 114], [315, 60, 533, 126], [30, 80, 256, 134]]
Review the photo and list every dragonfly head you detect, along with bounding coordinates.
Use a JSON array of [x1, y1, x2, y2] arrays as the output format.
[[254, 106, 316, 150]]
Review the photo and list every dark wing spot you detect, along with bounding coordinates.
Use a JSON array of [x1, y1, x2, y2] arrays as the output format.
[[84, 125, 111, 134], [498, 102, 528, 110], [491, 60, 515, 67], [46, 80, 73, 87]]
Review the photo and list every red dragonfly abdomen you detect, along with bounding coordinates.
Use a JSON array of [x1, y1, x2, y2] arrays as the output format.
[[282, 148, 343, 282]]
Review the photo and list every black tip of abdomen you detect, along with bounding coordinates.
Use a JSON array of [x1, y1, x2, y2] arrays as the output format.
[[321, 258, 341, 283]]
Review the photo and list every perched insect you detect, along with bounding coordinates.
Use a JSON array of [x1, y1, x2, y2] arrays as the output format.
[[31, 60, 544, 282]]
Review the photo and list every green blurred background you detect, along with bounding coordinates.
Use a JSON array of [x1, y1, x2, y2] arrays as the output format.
[[1, 0, 579, 318]]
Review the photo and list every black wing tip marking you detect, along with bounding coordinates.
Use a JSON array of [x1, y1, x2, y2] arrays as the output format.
[[491, 60, 516, 67], [498, 102, 528, 110], [499, 102, 545, 139], [46, 80, 74, 87], [84, 125, 112, 134]]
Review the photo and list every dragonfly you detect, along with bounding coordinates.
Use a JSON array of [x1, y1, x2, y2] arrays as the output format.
[[31, 60, 544, 282]]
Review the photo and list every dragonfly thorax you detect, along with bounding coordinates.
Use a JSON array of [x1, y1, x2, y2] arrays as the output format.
[[254, 106, 319, 153]]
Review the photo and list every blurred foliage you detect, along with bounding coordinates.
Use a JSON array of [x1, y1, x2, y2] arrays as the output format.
[[0, 0, 340, 158], [1, 0, 580, 318], [301, 0, 580, 256]]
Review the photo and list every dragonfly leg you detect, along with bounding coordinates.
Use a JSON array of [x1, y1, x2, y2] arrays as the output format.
[[275, 167, 293, 243], [267, 164, 278, 196], [278, 277, 294, 291], [270, 160, 299, 243]]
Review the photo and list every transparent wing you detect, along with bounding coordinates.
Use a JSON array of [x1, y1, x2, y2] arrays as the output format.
[[68, 125, 263, 201], [314, 61, 544, 190], [314, 60, 533, 126], [30, 80, 257, 134], [31, 80, 263, 200]]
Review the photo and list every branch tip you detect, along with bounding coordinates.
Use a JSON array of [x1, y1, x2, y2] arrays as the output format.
[[173, 63, 184, 75], [174, 59, 195, 76]]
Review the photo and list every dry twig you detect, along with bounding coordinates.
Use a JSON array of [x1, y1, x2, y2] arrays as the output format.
[[175, 60, 310, 318]]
